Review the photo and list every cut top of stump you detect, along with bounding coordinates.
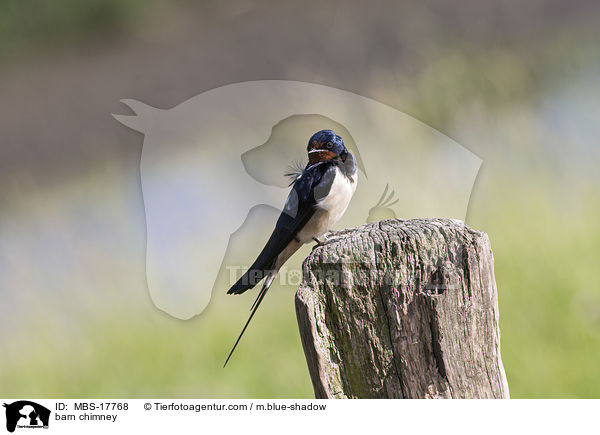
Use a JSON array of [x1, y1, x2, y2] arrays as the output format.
[[295, 218, 509, 399]]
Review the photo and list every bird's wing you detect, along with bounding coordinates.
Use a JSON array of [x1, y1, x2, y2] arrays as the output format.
[[224, 162, 338, 367], [227, 162, 333, 295]]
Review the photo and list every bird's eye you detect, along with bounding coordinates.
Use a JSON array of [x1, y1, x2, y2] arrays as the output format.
[[325, 141, 333, 149]]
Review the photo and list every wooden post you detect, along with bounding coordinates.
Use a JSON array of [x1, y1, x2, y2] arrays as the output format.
[[295, 218, 509, 399]]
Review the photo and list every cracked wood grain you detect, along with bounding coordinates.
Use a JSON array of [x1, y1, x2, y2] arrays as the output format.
[[295, 218, 510, 399]]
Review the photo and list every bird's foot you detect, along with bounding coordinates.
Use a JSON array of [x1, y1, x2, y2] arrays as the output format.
[[312, 237, 326, 247], [312, 230, 342, 248]]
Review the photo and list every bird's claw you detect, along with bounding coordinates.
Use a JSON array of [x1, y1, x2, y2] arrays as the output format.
[[312, 231, 342, 249], [312, 237, 326, 247]]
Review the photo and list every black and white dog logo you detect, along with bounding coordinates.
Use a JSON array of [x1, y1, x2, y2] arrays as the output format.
[[3, 401, 50, 433]]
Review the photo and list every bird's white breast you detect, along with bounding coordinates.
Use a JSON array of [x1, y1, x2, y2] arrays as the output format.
[[316, 166, 357, 229], [295, 166, 357, 243]]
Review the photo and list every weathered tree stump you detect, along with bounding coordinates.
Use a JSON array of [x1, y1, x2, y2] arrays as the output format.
[[295, 218, 509, 399]]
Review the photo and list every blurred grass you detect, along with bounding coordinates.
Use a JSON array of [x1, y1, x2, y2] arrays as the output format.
[[0, 284, 313, 398], [470, 182, 600, 398]]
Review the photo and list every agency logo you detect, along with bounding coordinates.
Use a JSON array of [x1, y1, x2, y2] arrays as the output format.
[[366, 184, 399, 223], [114, 80, 481, 319], [3, 401, 50, 433]]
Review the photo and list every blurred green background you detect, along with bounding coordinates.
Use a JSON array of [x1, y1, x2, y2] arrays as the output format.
[[1, 0, 599, 398]]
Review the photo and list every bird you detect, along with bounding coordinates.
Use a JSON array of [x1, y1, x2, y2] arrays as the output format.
[[224, 129, 358, 367]]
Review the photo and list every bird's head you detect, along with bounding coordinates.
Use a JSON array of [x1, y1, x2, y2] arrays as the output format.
[[307, 129, 348, 164]]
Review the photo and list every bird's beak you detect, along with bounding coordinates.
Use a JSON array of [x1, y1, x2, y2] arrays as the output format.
[[308, 149, 337, 164]]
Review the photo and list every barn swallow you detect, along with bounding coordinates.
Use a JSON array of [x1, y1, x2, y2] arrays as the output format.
[[224, 129, 358, 366]]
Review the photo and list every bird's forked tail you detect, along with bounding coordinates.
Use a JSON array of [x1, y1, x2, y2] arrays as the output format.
[[223, 269, 278, 367]]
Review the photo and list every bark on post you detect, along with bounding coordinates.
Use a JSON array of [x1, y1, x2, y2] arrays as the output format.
[[295, 218, 509, 399]]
